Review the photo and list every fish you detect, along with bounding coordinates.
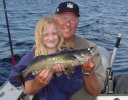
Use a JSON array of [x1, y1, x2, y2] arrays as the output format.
[[16, 47, 98, 83]]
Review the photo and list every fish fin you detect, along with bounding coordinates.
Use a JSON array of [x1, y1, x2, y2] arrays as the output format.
[[64, 68, 75, 79]]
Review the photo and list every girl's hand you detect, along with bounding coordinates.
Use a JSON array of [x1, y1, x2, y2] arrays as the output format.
[[53, 64, 65, 77]]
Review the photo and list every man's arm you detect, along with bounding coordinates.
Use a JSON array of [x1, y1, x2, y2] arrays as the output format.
[[82, 58, 105, 96], [22, 69, 54, 95], [83, 71, 104, 96]]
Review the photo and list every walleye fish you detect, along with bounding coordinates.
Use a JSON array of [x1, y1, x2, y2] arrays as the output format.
[[16, 47, 98, 83]]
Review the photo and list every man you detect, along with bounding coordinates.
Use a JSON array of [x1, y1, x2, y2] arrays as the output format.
[[9, 1, 106, 100], [54, 1, 106, 100]]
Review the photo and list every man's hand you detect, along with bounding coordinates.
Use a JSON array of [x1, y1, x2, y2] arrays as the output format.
[[23, 68, 54, 95], [81, 59, 95, 76]]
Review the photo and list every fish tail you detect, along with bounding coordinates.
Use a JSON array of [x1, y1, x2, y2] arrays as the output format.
[[16, 74, 25, 87]]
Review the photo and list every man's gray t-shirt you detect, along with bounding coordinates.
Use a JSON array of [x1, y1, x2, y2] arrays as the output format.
[[71, 36, 106, 100]]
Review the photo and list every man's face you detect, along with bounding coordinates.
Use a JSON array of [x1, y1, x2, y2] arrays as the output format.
[[56, 12, 79, 40]]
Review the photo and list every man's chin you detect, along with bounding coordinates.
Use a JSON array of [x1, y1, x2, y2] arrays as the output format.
[[64, 35, 73, 40]]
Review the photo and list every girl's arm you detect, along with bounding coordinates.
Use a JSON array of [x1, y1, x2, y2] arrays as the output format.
[[9, 50, 34, 87]]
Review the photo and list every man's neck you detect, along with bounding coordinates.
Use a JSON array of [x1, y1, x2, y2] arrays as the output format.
[[65, 36, 75, 48]]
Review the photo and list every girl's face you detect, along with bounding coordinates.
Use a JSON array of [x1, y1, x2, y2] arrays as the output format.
[[42, 24, 59, 50]]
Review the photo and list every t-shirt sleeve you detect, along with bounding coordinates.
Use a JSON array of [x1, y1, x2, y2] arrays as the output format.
[[93, 46, 106, 89]]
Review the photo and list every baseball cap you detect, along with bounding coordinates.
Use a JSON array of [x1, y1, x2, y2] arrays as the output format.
[[55, 1, 80, 17]]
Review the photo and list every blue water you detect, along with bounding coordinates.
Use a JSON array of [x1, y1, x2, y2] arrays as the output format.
[[0, 0, 128, 86]]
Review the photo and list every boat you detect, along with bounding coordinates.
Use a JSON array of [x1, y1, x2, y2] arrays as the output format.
[[1, 36, 128, 100], [0, 80, 34, 100]]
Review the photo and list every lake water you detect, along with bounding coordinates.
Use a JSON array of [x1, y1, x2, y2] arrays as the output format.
[[0, 0, 128, 86]]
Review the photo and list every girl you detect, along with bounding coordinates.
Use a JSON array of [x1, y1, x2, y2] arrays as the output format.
[[9, 16, 82, 100]]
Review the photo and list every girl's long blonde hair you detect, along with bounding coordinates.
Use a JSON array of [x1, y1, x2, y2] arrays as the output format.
[[34, 16, 67, 56]]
